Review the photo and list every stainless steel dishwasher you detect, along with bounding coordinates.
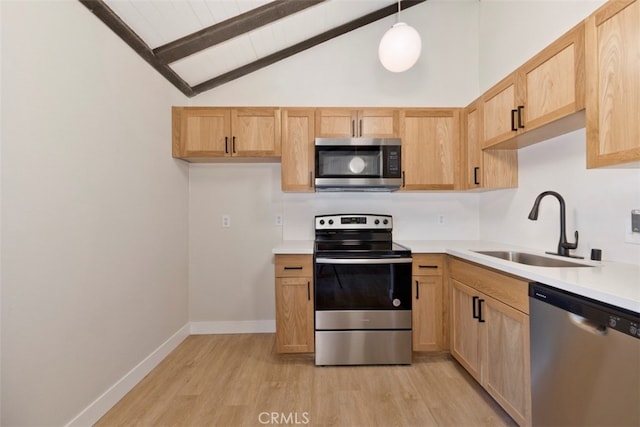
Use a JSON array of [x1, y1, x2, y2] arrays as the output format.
[[529, 283, 640, 426]]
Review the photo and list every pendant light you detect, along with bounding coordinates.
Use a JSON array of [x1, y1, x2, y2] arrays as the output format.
[[378, 0, 422, 72]]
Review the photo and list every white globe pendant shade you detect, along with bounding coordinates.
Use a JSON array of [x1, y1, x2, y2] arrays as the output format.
[[378, 22, 422, 73]]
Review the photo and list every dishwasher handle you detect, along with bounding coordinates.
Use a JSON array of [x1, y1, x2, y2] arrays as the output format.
[[568, 313, 607, 336]]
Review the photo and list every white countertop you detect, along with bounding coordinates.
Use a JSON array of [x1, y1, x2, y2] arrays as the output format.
[[273, 239, 640, 312]]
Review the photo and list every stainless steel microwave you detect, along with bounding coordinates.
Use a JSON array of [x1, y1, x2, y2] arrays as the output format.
[[314, 138, 402, 192]]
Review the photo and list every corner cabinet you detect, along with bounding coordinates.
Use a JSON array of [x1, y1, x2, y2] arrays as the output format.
[[172, 107, 281, 161], [585, 0, 640, 168], [281, 109, 315, 192], [274, 254, 314, 353], [400, 109, 462, 190], [411, 254, 448, 351], [449, 257, 531, 426], [464, 99, 518, 189], [315, 108, 399, 138], [482, 22, 586, 150]]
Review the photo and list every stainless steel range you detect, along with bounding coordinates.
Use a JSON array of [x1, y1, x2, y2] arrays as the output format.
[[313, 214, 412, 366]]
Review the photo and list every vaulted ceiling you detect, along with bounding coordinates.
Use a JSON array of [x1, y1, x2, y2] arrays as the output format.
[[80, 0, 426, 97]]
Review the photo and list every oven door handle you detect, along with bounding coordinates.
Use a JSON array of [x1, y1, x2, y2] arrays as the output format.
[[315, 257, 413, 265]]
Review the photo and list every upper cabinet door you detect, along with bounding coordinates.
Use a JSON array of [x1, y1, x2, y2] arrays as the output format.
[[358, 109, 400, 138], [173, 107, 231, 158], [231, 108, 281, 157], [481, 73, 519, 149], [281, 109, 315, 192], [518, 22, 585, 133], [400, 109, 461, 190], [586, 0, 640, 168], [315, 108, 399, 138], [315, 109, 357, 137]]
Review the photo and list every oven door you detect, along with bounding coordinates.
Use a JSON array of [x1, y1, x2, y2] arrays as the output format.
[[314, 257, 412, 312]]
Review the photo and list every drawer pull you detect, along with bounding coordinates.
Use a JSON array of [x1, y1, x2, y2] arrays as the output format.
[[418, 265, 438, 269], [283, 266, 303, 270]]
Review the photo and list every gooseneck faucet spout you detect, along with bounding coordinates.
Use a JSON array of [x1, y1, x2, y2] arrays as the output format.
[[528, 191, 583, 259]]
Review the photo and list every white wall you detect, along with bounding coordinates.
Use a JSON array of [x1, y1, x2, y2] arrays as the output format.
[[1, 1, 189, 425], [478, 0, 606, 92], [477, 0, 640, 265], [185, 1, 482, 325]]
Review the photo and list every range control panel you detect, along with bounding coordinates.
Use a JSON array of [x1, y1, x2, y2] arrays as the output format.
[[315, 214, 392, 230]]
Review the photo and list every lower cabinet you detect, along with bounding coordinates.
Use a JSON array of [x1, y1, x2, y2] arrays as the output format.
[[449, 257, 531, 427], [412, 254, 448, 351], [274, 255, 314, 353]]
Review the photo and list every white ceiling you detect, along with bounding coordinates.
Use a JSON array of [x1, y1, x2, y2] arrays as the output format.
[[99, 0, 406, 92]]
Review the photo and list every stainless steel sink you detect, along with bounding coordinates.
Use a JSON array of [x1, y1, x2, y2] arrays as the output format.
[[473, 251, 593, 267]]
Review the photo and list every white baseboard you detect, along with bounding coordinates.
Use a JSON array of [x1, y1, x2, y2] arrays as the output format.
[[190, 320, 275, 334], [65, 323, 190, 427]]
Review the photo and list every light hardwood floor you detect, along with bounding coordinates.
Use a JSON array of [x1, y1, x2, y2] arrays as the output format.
[[96, 334, 516, 426]]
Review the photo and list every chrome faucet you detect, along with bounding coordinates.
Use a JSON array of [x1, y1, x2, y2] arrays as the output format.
[[528, 191, 583, 259]]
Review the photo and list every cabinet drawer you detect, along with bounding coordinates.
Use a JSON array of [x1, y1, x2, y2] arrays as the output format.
[[412, 254, 444, 276], [275, 254, 313, 277], [448, 257, 529, 314]]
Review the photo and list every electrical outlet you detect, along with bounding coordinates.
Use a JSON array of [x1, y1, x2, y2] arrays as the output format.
[[275, 214, 283, 226], [222, 215, 231, 228], [438, 215, 445, 225], [625, 212, 640, 245]]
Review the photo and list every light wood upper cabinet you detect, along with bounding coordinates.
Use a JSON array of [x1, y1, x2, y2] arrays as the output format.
[[482, 73, 520, 149], [449, 257, 531, 426], [172, 107, 281, 161], [464, 99, 518, 190], [586, 0, 640, 168], [274, 255, 314, 354], [481, 23, 586, 150], [400, 109, 461, 190], [281, 109, 315, 192], [315, 108, 399, 138], [412, 254, 447, 352]]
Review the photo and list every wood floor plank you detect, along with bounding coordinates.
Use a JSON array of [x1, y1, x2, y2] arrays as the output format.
[[96, 334, 516, 427]]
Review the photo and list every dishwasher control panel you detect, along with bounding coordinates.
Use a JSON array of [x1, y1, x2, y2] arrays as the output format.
[[530, 283, 640, 339]]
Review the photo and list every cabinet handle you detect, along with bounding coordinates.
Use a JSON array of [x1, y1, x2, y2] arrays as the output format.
[[418, 265, 438, 269], [415, 280, 420, 300], [472, 296, 479, 319], [351, 120, 356, 137], [511, 109, 518, 131], [232, 136, 236, 153], [307, 281, 311, 301], [473, 167, 480, 185], [225, 136, 229, 154], [402, 171, 406, 187], [478, 298, 486, 323], [309, 171, 313, 188], [517, 105, 525, 129], [359, 119, 363, 137], [284, 266, 303, 270]]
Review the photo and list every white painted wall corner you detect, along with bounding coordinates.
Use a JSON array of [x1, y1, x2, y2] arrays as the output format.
[[64, 324, 190, 427]]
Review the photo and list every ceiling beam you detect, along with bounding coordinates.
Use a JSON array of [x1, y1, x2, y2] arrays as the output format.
[[154, 0, 328, 65], [79, 0, 194, 97], [192, 0, 426, 95]]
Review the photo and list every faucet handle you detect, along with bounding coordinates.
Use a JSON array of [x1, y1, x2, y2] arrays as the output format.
[[563, 230, 579, 250]]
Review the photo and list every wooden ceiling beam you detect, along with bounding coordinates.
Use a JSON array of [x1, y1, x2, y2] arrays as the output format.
[[154, 0, 328, 64], [79, 0, 194, 97], [192, 0, 426, 95]]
